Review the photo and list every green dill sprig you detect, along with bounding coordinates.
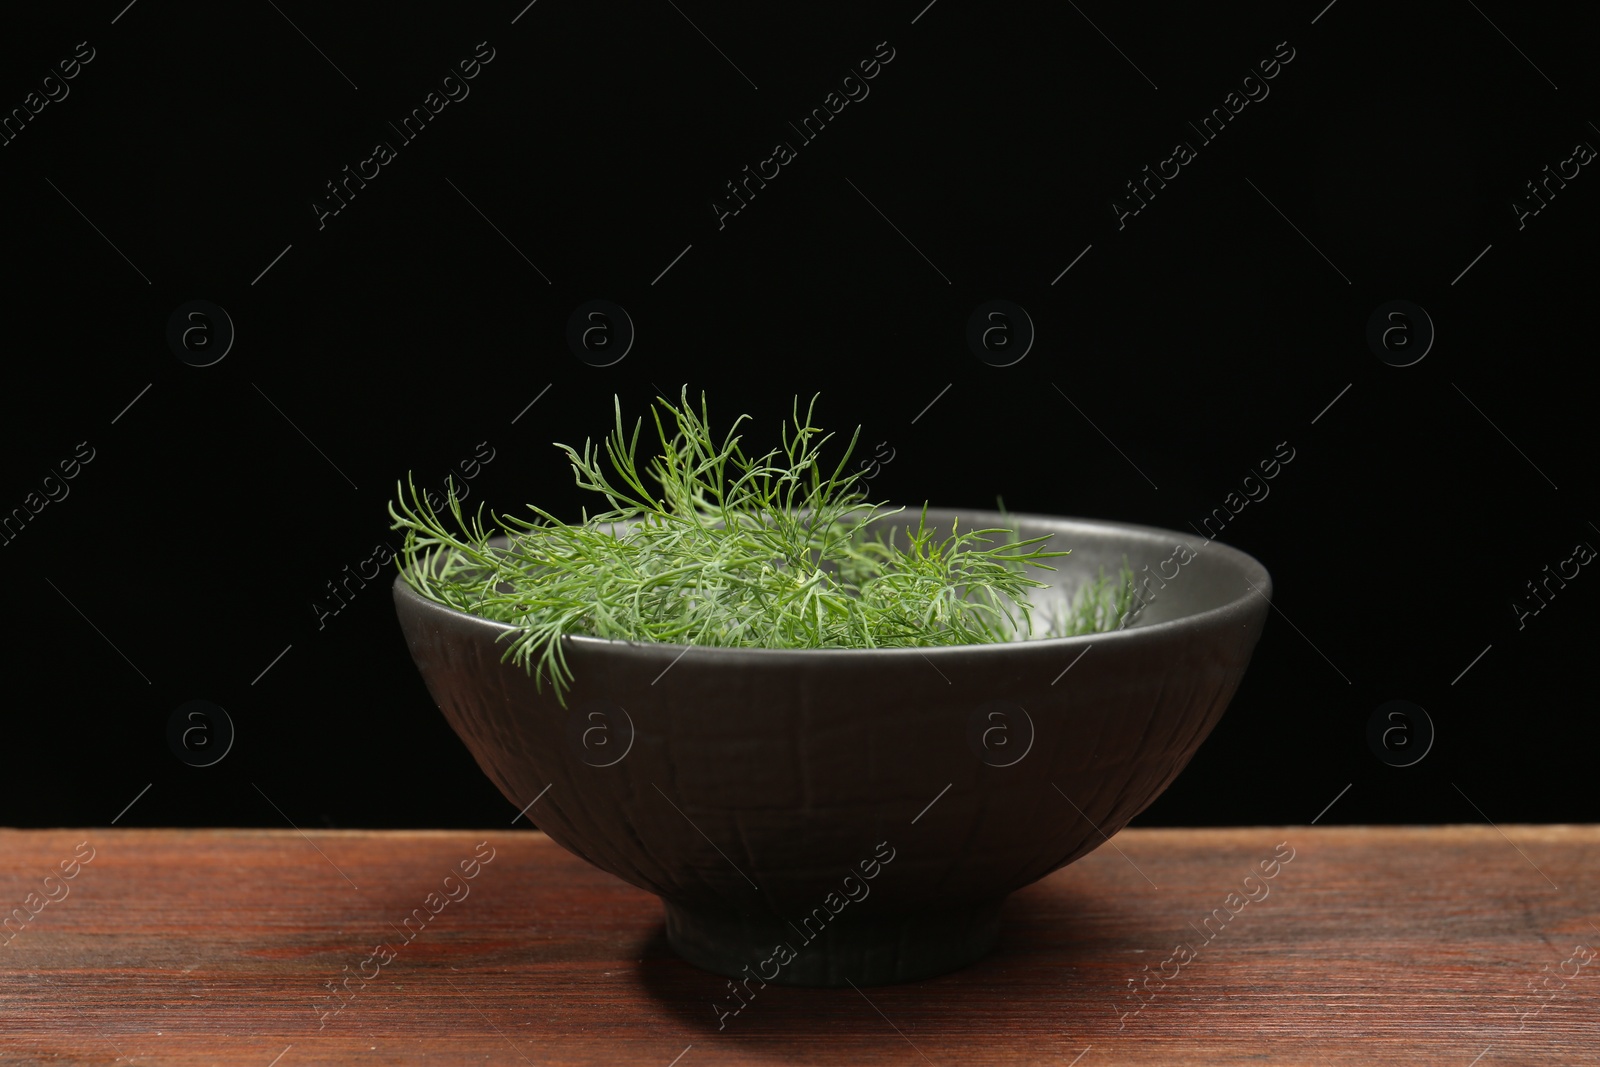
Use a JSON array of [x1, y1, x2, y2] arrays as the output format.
[[388, 387, 1132, 708], [994, 496, 1137, 639]]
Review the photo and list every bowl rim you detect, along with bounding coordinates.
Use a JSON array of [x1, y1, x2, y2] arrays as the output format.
[[390, 506, 1271, 658]]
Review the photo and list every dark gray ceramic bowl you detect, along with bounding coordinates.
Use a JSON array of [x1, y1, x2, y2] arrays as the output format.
[[393, 507, 1271, 987]]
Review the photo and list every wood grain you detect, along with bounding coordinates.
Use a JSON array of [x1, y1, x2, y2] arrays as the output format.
[[1, 826, 1596, 1065]]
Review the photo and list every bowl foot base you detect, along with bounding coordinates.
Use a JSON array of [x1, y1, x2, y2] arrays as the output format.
[[662, 897, 1003, 987]]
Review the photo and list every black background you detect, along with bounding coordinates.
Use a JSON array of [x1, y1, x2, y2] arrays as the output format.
[[2, 0, 1595, 831]]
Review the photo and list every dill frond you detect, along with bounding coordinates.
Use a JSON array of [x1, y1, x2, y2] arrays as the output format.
[[389, 387, 1134, 708]]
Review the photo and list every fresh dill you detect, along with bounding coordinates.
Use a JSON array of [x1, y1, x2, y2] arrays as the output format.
[[389, 387, 1136, 708]]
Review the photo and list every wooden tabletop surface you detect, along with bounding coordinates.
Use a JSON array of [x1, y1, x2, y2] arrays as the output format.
[[1, 825, 1595, 1066]]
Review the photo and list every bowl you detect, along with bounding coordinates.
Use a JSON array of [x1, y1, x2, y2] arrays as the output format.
[[392, 507, 1271, 987]]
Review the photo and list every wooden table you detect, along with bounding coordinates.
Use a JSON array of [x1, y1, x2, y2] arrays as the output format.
[[2, 826, 1595, 1065]]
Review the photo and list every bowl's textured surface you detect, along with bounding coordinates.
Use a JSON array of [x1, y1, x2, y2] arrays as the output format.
[[393, 508, 1271, 986]]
